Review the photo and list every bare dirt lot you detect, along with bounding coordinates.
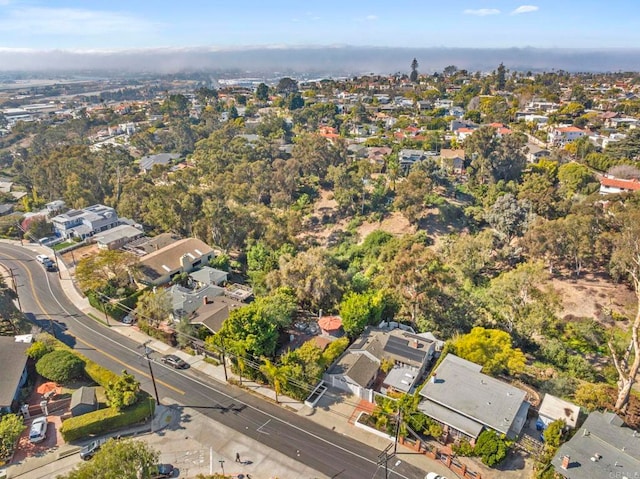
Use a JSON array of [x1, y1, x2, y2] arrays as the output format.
[[550, 273, 636, 323]]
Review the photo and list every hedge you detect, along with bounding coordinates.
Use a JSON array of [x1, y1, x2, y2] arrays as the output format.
[[59, 395, 155, 442], [41, 334, 120, 387]]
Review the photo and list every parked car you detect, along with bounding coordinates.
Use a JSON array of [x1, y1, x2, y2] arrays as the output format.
[[80, 438, 107, 460], [28, 417, 48, 444], [122, 313, 136, 325], [160, 354, 189, 369], [151, 464, 176, 478], [425, 473, 448, 479], [35, 254, 50, 264]]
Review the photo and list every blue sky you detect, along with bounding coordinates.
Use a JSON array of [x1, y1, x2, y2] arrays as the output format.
[[0, 0, 638, 50]]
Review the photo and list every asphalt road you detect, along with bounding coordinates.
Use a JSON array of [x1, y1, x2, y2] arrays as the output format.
[[0, 243, 427, 479]]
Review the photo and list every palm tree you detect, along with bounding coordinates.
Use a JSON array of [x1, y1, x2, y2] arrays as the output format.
[[260, 358, 287, 403], [230, 342, 247, 386]]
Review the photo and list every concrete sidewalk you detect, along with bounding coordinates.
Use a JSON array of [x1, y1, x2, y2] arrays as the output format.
[[4, 240, 448, 477]]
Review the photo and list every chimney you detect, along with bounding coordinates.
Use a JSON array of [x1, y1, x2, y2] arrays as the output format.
[[203, 296, 208, 305], [431, 373, 437, 384], [561, 455, 570, 470], [410, 339, 419, 349]]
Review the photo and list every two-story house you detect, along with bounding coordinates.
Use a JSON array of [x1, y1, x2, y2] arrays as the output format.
[[51, 204, 120, 240]]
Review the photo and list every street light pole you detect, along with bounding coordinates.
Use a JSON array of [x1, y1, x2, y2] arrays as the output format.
[[218, 459, 225, 476], [142, 341, 161, 406]]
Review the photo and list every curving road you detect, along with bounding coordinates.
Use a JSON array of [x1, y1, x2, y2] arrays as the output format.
[[0, 243, 427, 479]]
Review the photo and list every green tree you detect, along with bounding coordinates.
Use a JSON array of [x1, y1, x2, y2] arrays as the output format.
[[260, 358, 288, 403], [485, 193, 531, 244], [496, 63, 506, 91], [134, 289, 171, 327], [557, 162, 594, 197], [393, 168, 433, 224], [452, 327, 526, 375], [75, 250, 138, 293], [36, 349, 85, 383], [276, 77, 298, 95], [58, 439, 158, 479], [266, 248, 345, 311], [255, 82, 269, 102], [482, 261, 559, 338], [608, 209, 640, 412], [105, 370, 140, 411], [410, 58, 419, 83], [0, 414, 25, 461], [339, 290, 384, 338]]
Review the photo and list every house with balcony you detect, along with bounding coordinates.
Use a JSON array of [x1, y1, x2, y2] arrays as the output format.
[[51, 204, 121, 240]]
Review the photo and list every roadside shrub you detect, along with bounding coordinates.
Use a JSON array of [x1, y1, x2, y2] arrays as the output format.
[[59, 395, 155, 442], [26, 341, 54, 361], [36, 350, 85, 383], [84, 360, 120, 388]]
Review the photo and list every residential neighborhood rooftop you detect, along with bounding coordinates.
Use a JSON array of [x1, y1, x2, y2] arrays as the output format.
[[419, 354, 529, 439]]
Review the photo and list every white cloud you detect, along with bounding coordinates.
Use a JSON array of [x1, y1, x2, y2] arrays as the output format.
[[463, 8, 500, 16], [365, 15, 378, 21], [511, 5, 539, 15], [0, 7, 157, 35]]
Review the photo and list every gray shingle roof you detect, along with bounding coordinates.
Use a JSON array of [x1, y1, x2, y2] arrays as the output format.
[[0, 337, 29, 409], [552, 412, 640, 479], [419, 354, 529, 438]]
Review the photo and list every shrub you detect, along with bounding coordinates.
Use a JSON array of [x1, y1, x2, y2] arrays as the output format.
[[452, 439, 474, 457], [26, 341, 53, 361], [59, 395, 155, 442], [84, 360, 120, 388], [36, 350, 85, 383], [474, 430, 509, 467], [0, 414, 25, 461], [105, 371, 141, 410]]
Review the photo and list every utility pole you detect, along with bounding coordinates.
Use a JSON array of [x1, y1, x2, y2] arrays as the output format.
[[53, 252, 61, 279], [377, 443, 393, 479], [142, 341, 161, 406], [100, 297, 111, 327], [9, 268, 21, 312]]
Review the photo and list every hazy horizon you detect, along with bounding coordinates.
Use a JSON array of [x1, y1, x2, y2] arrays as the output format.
[[0, 45, 639, 75]]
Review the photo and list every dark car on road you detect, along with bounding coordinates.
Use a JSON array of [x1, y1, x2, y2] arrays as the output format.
[[151, 463, 176, 478], [160, 354, 189, 369], [43, 259, 57, 272], [80, 438, 107, 460]]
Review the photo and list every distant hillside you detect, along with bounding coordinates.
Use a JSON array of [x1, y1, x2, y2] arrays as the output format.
[[1, 46, 640, 74]]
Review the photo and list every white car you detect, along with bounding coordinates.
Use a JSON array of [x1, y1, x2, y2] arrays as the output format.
[[36, 254, 50, 264], [29, 417, 47, 443], [122, 313, 136, 325], [425, 474, 447, 479]]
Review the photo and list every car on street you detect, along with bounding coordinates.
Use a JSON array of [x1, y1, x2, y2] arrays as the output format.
[[160, 354, 189, 369], [151, 464, 176, 478], [28, 417, 47, 443], [425, 473, 448, 479], [80, 438, 107, 460], [43, 259, 57, 272], [36, 254, 51, 264]]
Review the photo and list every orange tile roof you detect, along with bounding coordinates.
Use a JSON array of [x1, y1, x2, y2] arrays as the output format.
[[600, 177, 640, 191]]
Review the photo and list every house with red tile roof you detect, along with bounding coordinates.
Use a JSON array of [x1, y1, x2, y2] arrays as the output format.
[[599, 175, 640, 195], [548, 126, 586, 146]]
